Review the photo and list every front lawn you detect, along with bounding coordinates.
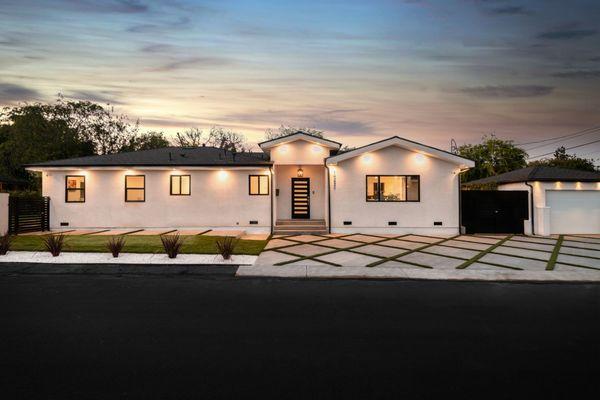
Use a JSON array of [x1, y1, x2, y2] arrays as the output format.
[[10, 234, 267, 256]]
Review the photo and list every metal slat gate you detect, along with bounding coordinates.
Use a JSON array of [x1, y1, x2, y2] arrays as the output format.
[[8, 196, 50, 234], [461, 190, 529, 234]]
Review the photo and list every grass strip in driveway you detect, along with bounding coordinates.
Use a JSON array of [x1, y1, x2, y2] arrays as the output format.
[[456, 235, 513, 269], [546, 235, 564, 271], [366, 235, 460, 268]]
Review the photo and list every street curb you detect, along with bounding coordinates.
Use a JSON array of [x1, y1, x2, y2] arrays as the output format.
[[236, 265, 600, 282], [0, 263, 238, 276]]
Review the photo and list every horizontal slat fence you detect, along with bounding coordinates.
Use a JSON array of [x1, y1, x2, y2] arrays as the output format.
[[8, 196, 50, 234]]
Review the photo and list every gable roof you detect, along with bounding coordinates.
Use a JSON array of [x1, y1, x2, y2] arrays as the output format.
[[465, 166, 600, 185], [326, 136, 474, 169], [259, 131, 341, 151], [24, 147, 272, 169]]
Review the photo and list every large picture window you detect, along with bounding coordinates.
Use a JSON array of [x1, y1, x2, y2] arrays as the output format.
[[249, 175, 269, 195], [170, 175, 191, 196], [65, 175, 85, 203], [366, 175, 419, 202], [125, 175, 145, 202]]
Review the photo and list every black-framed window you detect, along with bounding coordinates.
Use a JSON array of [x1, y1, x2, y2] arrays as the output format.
[[170, 175, 191, 196], [249, 175, 269, 195], [366, 175, 420, 202], [65, 175, 85, 203], [125, 175, 145, 202]]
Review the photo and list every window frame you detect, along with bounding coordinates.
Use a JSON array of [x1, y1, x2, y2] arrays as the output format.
[[65, 175, 86, 203], [125, 175, 146, 203], [365, 175, 420, 203], [248, 174, 270, 196], [170, 175, 191, 196]]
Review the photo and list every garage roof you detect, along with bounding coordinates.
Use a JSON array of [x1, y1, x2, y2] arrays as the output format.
[[465, 166, 600, 185]]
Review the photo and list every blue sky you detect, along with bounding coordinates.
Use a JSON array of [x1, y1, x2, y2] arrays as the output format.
[[1, 0, 599, 158]]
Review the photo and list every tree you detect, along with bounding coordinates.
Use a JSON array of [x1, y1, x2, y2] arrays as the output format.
[[121, 131, 170, 152], [173, 127, 204, 147], [457, 135, 528, 182], [528, 147, 598, 172], [205, 127, 249, 152], [264, 125, 324, 140]]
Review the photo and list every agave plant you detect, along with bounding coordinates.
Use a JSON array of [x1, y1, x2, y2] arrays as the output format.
[[43, 234, 65, 257], [215, 236, 239, 260], [0, 234, 13, 255], [161, 233, 185, 259], [106, 236, 126, 258]]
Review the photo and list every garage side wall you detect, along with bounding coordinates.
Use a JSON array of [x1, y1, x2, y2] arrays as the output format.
[[41, 168, 272, 231]]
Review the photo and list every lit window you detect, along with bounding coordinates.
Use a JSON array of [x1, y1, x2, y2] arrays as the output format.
[[170, 175, 191, 196], [249, 175, 269, 195], [65, 175, 85, 203], [366, 175, 420, 202], [125, 175, 145, 202]]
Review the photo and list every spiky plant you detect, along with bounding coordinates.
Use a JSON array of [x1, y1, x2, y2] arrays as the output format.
[[161, 233, 185, 259], [0, 234, 13, 255], [215, 236, 239, 260], [106, 236, 126, 258], [43, 234, 65, 257]]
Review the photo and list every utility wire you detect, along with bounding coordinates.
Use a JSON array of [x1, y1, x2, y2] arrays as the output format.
[[523, 127, 600, 152], [517, 125, 600, 146], [527, 138, 600, 159]]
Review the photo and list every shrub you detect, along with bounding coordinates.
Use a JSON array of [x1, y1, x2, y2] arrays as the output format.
[[43, 234, 65, 257], [106, 236, 126, 258], [216, 236, 239, 260], [161, 233, 184, 259], [0, 234, 13, 255]]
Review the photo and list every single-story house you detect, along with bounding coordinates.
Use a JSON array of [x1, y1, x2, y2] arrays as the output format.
[[466, 166, 600, 235], [25, 132, 474, 234]]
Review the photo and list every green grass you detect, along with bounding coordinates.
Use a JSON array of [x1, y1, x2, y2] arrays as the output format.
[[10, 235, 267, 256]]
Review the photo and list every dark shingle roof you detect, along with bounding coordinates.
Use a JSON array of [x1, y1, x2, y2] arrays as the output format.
[[465, 166, 600, 185], [25, 147, 272, 168]]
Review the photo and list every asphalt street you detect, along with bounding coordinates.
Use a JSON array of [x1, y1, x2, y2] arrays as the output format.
[[1, 269, 598, 399]]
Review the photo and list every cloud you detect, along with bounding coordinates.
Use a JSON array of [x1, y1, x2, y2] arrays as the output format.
[[139, 43, 175, 53], [460, 85, 554, 98], [552, 70, 600, 79], [151, 57, 234, 72], [0, 82, 40, 102], [538, 26, 597, 40], [126, 16, 191, 34], [488, 6, 532, 16], [65, 0, 148, 14], [64, 90, 125, 104]]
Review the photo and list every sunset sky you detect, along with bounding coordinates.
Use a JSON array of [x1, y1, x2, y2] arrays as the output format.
[[1, 0, 599, 158]]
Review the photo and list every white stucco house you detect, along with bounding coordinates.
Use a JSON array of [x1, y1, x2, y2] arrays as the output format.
[[467, 166, 600, 235], [25, 132, 475, 235]]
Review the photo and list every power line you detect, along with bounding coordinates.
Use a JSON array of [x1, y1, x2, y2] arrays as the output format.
[[520, 126, 600, 151], [516, 125, 600, 146], [527, 138, 600, 159]]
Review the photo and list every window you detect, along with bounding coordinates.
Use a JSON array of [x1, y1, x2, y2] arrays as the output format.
[[366, 175, 420, 202], [65, 175, 85, 203], [125, 175, 145, 202], [170, 175, 191, 195], [249, 175, 269, 195]]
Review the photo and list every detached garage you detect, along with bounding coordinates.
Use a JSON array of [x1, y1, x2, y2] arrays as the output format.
[[465, 166, 600, 236]]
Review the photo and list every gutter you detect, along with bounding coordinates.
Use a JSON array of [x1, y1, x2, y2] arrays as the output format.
[[458, 173, 463, 234], [325, 163, 332, 234], [524, 181, 535, 235]]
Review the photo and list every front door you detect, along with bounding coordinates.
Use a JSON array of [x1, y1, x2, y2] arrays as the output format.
[[291, 178, 310, 219]]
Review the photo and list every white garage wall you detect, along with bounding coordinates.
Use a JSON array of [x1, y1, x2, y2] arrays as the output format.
[[42, 168, 272, 231], [330, 146, 461, 234]]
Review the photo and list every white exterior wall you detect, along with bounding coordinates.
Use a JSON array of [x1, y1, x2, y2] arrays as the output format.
[[499, 181, 600, 236], [329, 146, 461, 234], [0, 193, 8, 235], [42, 168, 271, 231], [274, 165, 326, 220], [268, 140, 332, 165]]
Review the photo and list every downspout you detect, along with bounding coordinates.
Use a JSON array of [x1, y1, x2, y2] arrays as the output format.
[[325, 163, 332, 234], [269, 166, 274, 236], [458, 172, 462, 234], [524, 181, 535, 235]]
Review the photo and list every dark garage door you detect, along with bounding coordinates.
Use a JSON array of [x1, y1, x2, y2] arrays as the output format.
[[461, 190, 529, 234]]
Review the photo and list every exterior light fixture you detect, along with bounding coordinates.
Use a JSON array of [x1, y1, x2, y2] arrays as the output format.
[[415, 154, 425, 164], [362, 154, 372, 163], [218, 170, 228, 180], [312, 145, 322, 153], [297, 167, 304, 177]]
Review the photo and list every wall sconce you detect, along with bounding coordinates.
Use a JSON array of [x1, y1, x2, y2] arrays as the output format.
[[297, 167, 304, 177], [414, 153, 425, 164], [218, 170, 228, 180]]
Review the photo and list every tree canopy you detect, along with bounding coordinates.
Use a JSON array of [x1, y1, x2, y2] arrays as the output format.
[[528, 146, 598, 172], [457, 135, 528, 182], [173, 126, 250, 152], [264, 125, 324, 140]]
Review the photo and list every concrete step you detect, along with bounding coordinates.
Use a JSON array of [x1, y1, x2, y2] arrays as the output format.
[[273, 230, 328, 235], [276, 219, 326, 226]]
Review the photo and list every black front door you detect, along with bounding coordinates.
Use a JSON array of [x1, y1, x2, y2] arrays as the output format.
[[291, 178, 310, 219]]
